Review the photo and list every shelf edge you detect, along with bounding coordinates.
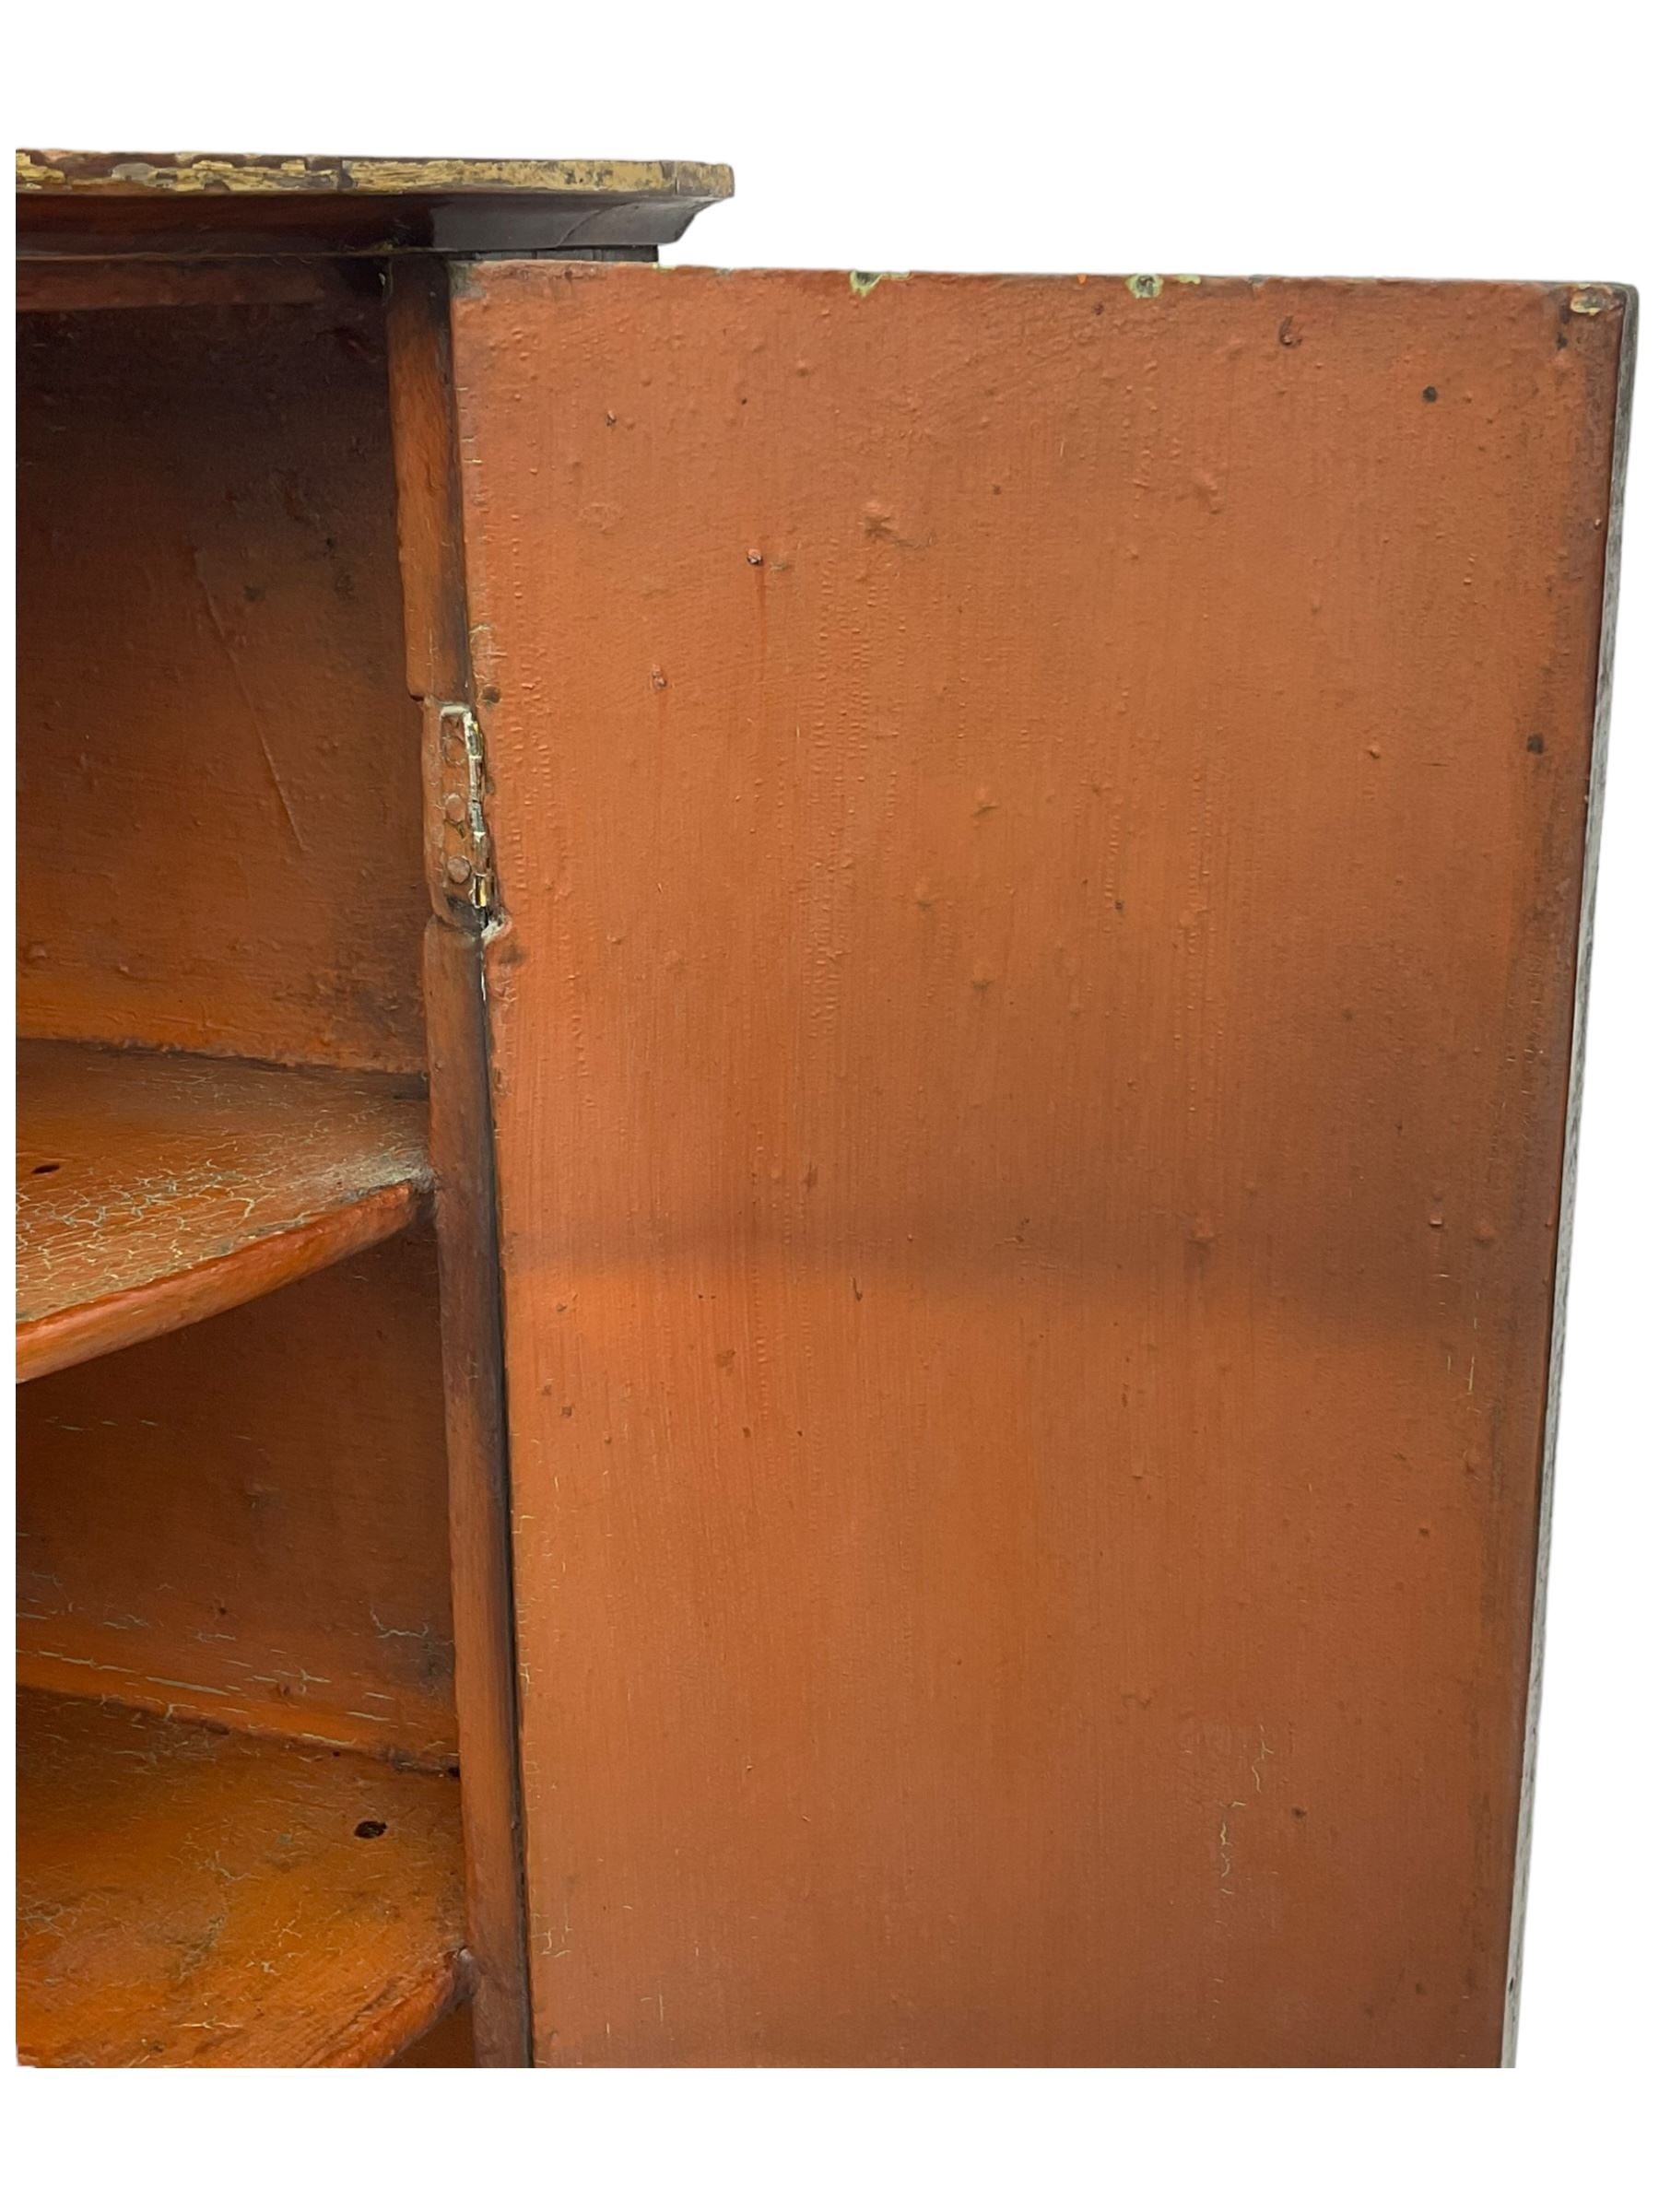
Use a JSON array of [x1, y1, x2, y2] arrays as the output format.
[[17, 1180, 426, 1382], [335, 1948, 477, 2071]]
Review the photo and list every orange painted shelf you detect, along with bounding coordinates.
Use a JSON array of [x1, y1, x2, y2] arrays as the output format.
[[16, 1041, 431, 1381], [17, 1689, 468, 2068]]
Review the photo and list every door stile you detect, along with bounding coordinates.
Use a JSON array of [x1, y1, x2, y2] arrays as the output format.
[[386, 256, 531, 2067]]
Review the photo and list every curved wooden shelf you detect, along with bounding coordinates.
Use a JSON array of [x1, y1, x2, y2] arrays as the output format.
[[17, 1041, 431, 1382], [17, 1689, 467, 2068]]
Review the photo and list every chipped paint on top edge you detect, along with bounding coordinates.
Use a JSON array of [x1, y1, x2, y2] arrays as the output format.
[[850, 270, 911, 298], [1125, 273, 1164, 300], [343, 157, 732, 201]]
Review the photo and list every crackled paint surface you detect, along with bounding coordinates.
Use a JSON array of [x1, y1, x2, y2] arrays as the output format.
[[17, 1689, 465, 2067], [453, 266, 1627, 2065], [16, 1041, 429, 1376]]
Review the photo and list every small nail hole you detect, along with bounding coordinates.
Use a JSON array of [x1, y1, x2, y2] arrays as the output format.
[[354, 1818, 388, 1840], [31, 1162, 62, 1175]]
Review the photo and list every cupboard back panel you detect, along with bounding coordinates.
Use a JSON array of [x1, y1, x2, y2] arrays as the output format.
[[462, 266, 1617, 2065], [16, 288, 427, 1073], [18, 1227, 458, 1768]]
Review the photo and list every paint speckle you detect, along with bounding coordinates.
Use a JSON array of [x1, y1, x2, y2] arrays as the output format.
[[850, 271, 908, 298], [1422, 386, 1439, 403], [1525, 733, 1545, 755]]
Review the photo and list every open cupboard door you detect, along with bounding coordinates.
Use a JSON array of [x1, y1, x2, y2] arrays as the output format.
[[447, 264, 1630, 2065]]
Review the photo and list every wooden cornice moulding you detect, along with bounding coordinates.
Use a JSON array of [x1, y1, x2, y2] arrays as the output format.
[[15, 147, 735, 259]]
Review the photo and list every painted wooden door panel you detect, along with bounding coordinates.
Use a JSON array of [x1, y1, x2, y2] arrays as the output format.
[[451, 266, 1628, 2065]]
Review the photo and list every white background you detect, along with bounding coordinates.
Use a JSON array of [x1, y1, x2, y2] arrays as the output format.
[[5, 4, 1653, 2205]]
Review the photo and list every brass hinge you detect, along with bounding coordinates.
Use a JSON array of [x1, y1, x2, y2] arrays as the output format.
[[426, 701, 497, 925]]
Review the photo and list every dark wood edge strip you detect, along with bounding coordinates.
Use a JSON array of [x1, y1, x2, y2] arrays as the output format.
[[388, 255, 532, 2067], [15, 1180, 424, 1383], [419, 923, 532, 2070], [1501, 287, 1641, 2065]]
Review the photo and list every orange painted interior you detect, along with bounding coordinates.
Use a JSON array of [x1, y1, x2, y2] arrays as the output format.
[[15, 273, 466, 2065], [17, 1689, 465, 2068], [17, 286, 427, 1074], [18, 1230, 459, 1766]]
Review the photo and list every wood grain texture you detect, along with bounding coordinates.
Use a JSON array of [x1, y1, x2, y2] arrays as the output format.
[[18, 1228, 458, 1765], [15, 258, 359, 312], [453, 265, 1627, 2066], [17, 290, 428, 1071], [17, 1041, 429, 1381], [17, 1689, 465, 2068], [386, 258, 470, 700]]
